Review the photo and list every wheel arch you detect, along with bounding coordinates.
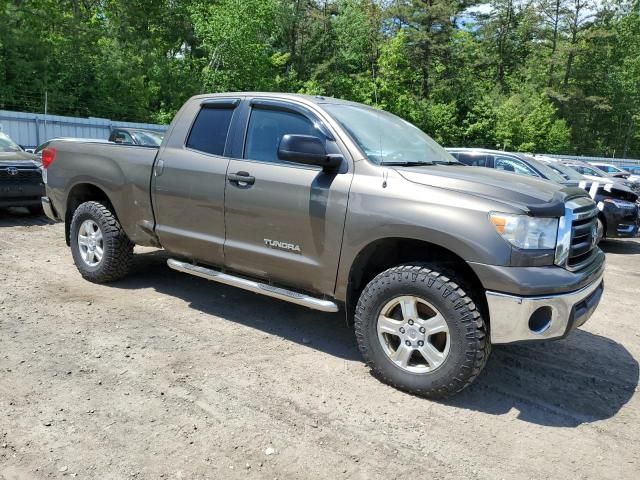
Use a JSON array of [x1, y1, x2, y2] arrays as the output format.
[[64, 183, 115, 246], [344, 237, 488, 327]]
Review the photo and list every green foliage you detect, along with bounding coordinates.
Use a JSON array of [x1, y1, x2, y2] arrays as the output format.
[[0, 0, 638, 156], [496, 92, 570, 152], [190, 0, 282, 92]]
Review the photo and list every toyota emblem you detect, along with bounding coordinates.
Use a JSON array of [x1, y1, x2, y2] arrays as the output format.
[[6, 167, 18, 176]]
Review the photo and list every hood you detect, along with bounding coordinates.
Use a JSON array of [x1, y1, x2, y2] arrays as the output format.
[[396, 165, 588, 216], [0, 150, 40, 168]]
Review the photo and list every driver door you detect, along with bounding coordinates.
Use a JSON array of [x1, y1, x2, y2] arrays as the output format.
[[223, 100, 352, 295]]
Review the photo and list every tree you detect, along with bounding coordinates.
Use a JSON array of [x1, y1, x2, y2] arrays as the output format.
[[0, 0, 638, 157]]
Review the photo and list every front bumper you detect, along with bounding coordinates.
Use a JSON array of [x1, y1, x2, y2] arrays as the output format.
[[486, 272, 604, 344], [0, 183, 45, 208]]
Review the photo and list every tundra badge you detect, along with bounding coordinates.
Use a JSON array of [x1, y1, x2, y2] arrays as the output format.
[[264, 238, 301, 253]]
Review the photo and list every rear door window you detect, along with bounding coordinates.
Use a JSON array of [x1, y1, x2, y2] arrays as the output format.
[[186, 107, 235, 156]]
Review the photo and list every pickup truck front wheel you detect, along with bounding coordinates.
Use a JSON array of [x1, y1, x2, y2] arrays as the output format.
[[70, 201, 134, 283], [354, 265, 490, 398]]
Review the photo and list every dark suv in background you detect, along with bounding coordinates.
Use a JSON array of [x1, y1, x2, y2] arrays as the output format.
[[447, 148, 639, 240], [0, 132, 45, 214]]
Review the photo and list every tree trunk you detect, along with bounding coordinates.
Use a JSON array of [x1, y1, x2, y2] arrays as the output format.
[[547, 0, 561, 87]]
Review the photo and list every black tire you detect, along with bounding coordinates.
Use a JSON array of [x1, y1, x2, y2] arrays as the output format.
[[69, 201, 134, 283], [354, 265, 490, 399], [28, 205, 44, 215]]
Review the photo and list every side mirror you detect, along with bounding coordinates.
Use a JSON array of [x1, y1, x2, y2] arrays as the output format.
[[278, 134, 342, 171]]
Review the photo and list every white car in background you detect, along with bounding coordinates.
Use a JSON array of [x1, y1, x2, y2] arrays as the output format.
[[554, 159, 639, 192]]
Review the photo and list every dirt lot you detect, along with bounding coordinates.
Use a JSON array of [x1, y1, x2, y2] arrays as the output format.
[[1, 208, 639, 480]]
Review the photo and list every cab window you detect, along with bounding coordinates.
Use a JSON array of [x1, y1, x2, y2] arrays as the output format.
[[186, 107, 235, 156], [244, 108, 319, 164]]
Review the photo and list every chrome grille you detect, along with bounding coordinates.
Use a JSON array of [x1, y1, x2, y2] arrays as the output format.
[[568, 204, 598, 269]]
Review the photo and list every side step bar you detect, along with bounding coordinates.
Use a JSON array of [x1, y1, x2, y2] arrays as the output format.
[[167, 259, 339, 313]]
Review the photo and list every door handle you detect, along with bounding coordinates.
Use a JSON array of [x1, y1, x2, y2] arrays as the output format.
[[228, 171, 255, 186], [155, 159, 165, 176]]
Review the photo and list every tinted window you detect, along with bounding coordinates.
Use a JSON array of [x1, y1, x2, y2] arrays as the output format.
[[186, 107, 235, 156], [494, 156, 538, 177], [457, 153, 487, 167], [244, 108, 318, 163], [114, 131, 134, 144]]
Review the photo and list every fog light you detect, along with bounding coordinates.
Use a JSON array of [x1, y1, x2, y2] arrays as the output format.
[[528, 307, 552, 333]]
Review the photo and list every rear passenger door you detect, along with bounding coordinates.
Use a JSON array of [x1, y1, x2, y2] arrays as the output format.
[[152, 98, 239, 266]]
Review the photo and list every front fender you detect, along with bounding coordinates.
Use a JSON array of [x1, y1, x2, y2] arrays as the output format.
[[333, 169, 514, 301]]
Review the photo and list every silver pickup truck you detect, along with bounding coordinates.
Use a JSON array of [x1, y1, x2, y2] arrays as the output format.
[[41, 93, 605, 398]]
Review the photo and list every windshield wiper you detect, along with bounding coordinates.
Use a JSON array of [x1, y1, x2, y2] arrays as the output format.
[[432, 161, 463, 165], [380, 161, 434, 166]]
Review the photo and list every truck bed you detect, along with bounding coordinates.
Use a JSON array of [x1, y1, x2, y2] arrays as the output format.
[[45, 141, 159, 245]]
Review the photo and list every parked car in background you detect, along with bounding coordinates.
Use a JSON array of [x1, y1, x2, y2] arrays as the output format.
[[447, 148, 577, 186], [447, 148, 639, 241], [590, 161, 640, 184], [40, 92, 606, 398], [0, 132, 45, 213], [559, 159, 640, 195], [622, 165, 640, 176], [537, 156, 639, 240], [108, 128, 164, 147]]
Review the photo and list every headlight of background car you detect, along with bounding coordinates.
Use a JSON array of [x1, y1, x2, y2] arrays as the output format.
[[489, 213, 558, 250], [603, 198, 636, 209]]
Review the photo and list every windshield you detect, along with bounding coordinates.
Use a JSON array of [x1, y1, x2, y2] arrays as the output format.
[[323, 103, 457, 165], [568, 163, 608, 178], [0, 132, 22, 152], [131, 130, 164, 147], [542, 161, 584, 181], [595, 163, 624, 174], [519, 155, 569, 183]]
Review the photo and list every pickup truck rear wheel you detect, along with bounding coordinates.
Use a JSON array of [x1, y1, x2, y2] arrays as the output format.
[[69, 201, 133, 283], [354, 265, 490, 398]]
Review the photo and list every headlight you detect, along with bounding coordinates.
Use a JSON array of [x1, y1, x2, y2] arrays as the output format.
[[489, 213, 558, 250]]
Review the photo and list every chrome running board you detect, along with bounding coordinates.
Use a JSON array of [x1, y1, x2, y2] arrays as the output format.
[[167, 259, 339, 313]]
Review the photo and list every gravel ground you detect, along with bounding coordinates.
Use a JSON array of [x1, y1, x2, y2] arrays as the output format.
[[1, 208, 639, 479]]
